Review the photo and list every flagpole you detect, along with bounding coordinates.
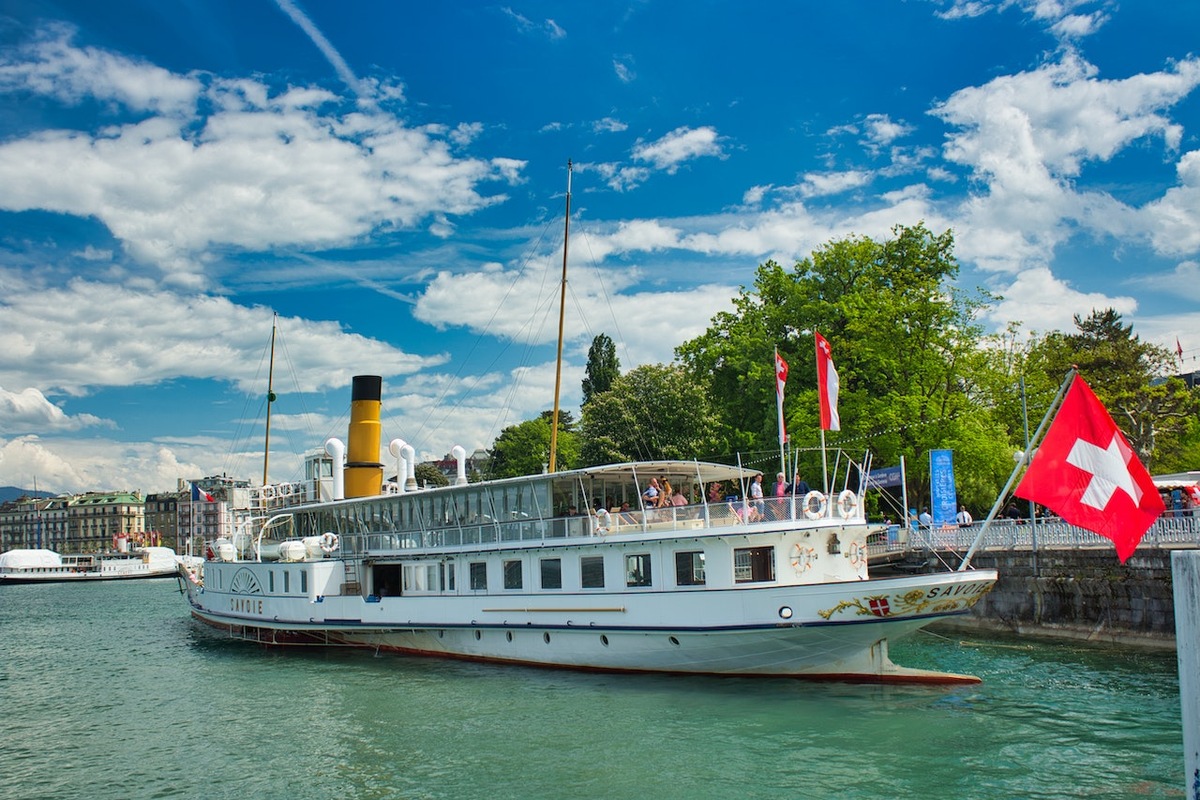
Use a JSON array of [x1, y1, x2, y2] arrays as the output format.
[[958, 367, 1077, 571], [819, 429, 828, 495]]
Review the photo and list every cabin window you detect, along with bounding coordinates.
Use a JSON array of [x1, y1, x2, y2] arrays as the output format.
[[625, 553, 652, 587], [540, 558, 562, 589], [674, 551, 706, 586], [503, 559, 523, 590], [442, 561, 455, 591], [269, 570, 275, 593], [284, 570, 291, 593], [469, 561, 487, 591], [734, 546, 775, 583], [580, 556, 605, 589], [300, 571, 308, 594]]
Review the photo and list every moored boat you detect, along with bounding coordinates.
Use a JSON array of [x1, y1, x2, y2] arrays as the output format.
[[0, 546, 194, 584], [180, 375, 997, 684]]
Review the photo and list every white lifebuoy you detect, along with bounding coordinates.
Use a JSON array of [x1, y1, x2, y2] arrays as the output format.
[[846, 540, 867, 568], [261, 484, 276, 499], [319, 532, 339, 554], [593, 509, 611, 535], [279, 482, 292, 496], [790, 543, 817, 574], [802, 491, 827, 520], [837, 490, 858, 519]]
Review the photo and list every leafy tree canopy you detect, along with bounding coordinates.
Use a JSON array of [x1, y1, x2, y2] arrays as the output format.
[[582, 333, 620, 406], [486, 411, 579, 478]]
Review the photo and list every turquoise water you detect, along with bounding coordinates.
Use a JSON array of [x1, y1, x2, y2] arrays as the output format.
[[0, 580, 1184, 799]]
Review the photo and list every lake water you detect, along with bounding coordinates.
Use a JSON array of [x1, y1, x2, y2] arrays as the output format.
[[0, 579, 1185, 799]]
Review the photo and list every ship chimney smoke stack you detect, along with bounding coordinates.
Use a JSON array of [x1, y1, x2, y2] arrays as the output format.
[[344, 375, 383, 498]]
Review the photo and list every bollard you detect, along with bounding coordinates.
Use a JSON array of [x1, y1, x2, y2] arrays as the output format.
[[1173, 550, 1200, 800]]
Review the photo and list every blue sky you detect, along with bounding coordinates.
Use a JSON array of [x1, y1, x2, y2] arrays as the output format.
[[1, 0, 1198, 495]]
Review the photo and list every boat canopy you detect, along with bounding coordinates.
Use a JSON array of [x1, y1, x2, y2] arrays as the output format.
[[0, 549, 63, 569]]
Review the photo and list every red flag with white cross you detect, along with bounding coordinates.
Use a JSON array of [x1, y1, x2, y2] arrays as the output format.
[[1014, 375, 1164, 563]]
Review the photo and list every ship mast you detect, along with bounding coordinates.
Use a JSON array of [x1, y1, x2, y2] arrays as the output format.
[[547, 160, 572, 473], [263, 313, 278, 485]]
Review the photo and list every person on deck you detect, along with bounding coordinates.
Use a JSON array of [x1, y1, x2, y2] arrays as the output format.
[[956, 505, 973, 527], [789, 472, 811, 495]]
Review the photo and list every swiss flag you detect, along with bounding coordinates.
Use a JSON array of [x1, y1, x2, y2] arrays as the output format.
[[1014, 375, 1164, 563]]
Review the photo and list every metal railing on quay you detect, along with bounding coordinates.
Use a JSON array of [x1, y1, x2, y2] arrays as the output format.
[[868, 515, 1200, 557]]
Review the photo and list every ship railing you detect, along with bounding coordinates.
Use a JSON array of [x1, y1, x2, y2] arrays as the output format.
[[348, 491, 866, 555]]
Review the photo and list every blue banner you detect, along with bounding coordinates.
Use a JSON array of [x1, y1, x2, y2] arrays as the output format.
[[867, 466, 902, 489], [929, 449, 958, 527]]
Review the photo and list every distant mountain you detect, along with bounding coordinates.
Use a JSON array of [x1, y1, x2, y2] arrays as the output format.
[[0, 486, 57, 503]]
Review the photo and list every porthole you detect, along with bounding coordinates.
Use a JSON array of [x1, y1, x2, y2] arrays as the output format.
[[506, 631, 513, 642], [543, 632, 551, 644], [474, 630, 481, 641], [669, 636, 680, 646], [779, 606, 793, 619], [600, 634, 609, 647]]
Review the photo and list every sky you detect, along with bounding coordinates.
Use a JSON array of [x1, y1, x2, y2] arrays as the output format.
[[1, 0, 1198, 496]]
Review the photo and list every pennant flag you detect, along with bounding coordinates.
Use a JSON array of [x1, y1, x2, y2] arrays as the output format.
[[191, 482, 214, 503], [1177, 337, 1184, 362], [775, 349, 789, 446], [814, 331, 840, 431], [1014, 375, 1164, 563]]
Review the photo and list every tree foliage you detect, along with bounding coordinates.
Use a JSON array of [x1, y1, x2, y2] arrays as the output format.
[[1027, 308, 1198, 468], [675, 223, 1014, 510], [486, 411, 579, 478], [579, 364, 725, 465], [413, 462, 449, 488], [582, 333, 620, 406]]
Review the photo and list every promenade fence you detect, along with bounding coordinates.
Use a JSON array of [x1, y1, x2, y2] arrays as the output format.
[[883, 515, 1200, 555]]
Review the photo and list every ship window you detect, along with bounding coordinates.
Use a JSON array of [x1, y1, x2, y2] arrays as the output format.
[[580, 556, 605, 589], [300, 571, 308, 594], [734, 546, 775, 583], [469, 561, 487, 590], [503, 559, 522, 590], [269, 570, 275, 592], [540, 558, 562, 589], [674, 551, 706, 586], [442, 561, 455, 592], [284, 571, 291, 593], [625, 553, 652, 587]]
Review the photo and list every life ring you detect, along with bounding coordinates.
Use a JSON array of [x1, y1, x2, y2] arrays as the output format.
[[318, 532, 339, 554], [837, 490, 858, 519], [790, 543, 817, 574], [846, 540, 867, 568], [802, 491, 827, 520], [279, 482, 292, 496], [261, 484, 276, 499], [593, 509, 611, 535]]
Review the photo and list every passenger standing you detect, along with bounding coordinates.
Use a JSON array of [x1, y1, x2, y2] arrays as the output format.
[[750, 474, 765, 521]]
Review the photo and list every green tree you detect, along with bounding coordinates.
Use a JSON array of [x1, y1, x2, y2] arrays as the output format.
[[676, 223, 1014, 509], [579, 363, 725, 465], [582, 333, 620, 406], [413, 462, 449, 488], [1029, 308, 1198, 468], [487, 411, 579, 478]]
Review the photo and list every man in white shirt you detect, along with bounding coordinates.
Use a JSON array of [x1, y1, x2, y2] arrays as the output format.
[[956, 505, 973, 526]]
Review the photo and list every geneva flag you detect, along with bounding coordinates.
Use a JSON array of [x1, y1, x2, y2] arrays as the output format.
[[1014, 376, 1163, 563], [775, 350, 789, 446], [814, 331, 840, 431]]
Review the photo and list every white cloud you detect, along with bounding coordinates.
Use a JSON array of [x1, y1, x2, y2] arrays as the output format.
[[0, 272, 445, 397], [613, 56, 635, 83], [983, 266, 1139, 333], [0, 30, 525, 281], [0, 386, 111, 433], [632, 126, 725, 173], [931, 52, 1200, 274]]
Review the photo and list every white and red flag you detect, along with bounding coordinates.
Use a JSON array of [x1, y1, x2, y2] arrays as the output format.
[[814, 331, 840, 431], [775, 349, 789, 446], [1014, 375, 1164, 563]]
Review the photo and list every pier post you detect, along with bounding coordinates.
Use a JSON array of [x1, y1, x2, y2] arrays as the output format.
[[1173, 550, 1200, 800]]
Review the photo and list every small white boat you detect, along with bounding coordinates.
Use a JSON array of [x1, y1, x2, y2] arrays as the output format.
[[0, 546, 192, 584], [179, 376, 997, 684]]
